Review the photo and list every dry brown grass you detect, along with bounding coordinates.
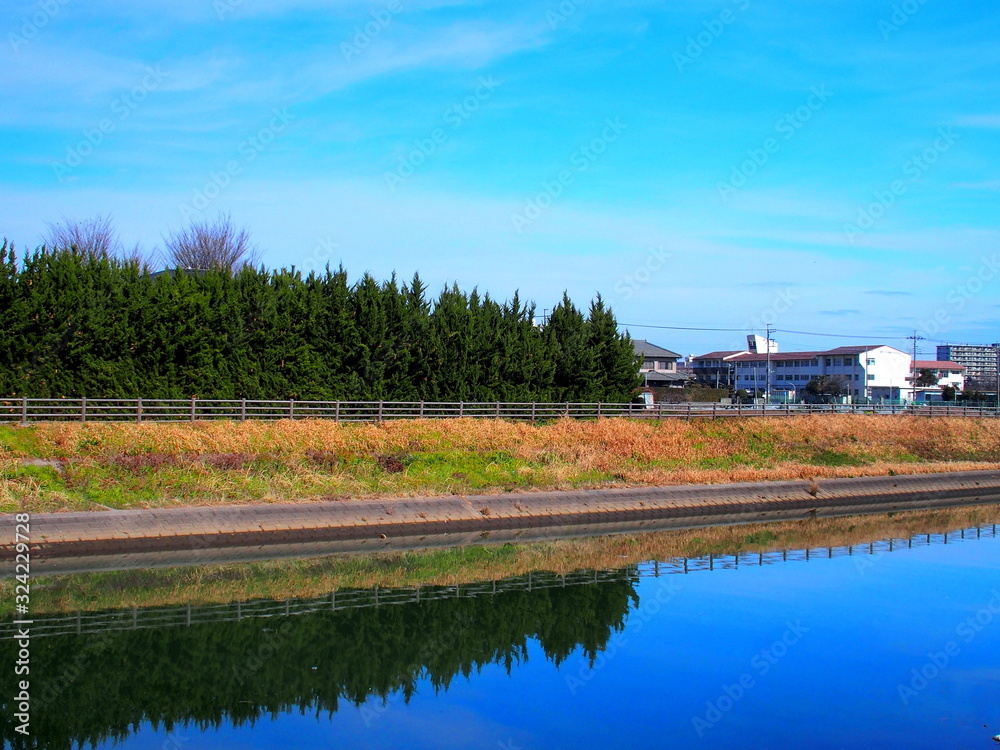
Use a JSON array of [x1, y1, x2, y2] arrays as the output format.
[[1, 415, 998, 512], [9, 413, 999, 461]]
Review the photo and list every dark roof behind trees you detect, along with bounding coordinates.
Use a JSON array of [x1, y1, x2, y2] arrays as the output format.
[[632, 339, 681, 359]]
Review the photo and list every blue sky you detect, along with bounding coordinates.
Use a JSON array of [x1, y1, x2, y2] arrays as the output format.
[[2, 0, 999, 356]]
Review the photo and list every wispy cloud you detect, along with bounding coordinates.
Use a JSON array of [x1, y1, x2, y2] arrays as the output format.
[[953, 114, 1000, 128], [740, 281, 798, 289], [951, 180, 1000, 191]]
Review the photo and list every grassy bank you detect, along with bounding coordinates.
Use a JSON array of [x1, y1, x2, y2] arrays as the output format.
[[1, 415, 999, 513], [7, 503, 999, 615]]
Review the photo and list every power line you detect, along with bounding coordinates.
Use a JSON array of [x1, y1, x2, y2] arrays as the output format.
[[621, 322, 978, 348], [774, 328, 910, 341], [620, 323, 751, 332]]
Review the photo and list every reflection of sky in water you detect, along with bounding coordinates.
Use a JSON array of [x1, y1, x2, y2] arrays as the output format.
[[107, 536, 1000, 750]]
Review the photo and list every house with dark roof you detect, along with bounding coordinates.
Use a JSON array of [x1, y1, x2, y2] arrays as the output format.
[[632, 340, 687, 387]]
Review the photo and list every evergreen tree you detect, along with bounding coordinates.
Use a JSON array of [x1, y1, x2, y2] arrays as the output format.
[[0, 241, 639, 403]]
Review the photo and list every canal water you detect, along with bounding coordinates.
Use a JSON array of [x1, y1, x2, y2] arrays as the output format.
[[3, 529, 999, 749]]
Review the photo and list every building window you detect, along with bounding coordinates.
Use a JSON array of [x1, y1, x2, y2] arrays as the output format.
[[867, 374, 875, 381], [867, 358, 875, 365]]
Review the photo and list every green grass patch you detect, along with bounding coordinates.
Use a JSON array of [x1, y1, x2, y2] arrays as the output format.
[[809, 450, 869, 467]]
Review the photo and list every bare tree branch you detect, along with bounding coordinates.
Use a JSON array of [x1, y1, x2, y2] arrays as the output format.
[[44, 214, 153, 269], [45, 214, 121, 257], [163, 213, 259, 272]]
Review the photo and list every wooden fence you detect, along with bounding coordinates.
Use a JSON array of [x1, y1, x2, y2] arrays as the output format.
[[0, 397, 997, 424]]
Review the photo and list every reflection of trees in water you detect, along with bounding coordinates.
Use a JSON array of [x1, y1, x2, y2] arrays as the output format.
[[0, 576, 638, 750]]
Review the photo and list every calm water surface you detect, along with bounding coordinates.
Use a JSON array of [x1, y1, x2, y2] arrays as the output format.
[[5, 530, 1000, 750]]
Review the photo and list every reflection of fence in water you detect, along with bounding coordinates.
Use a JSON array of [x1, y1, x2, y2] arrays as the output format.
[[3, 524, 996, 641], [647, 524, 998, 575]]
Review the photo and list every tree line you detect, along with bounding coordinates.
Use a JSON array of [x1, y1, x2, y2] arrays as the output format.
[[0, 241, 640, 402]]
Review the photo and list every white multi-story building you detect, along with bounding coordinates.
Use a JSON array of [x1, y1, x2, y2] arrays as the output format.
[[727, 345, 913, 402]]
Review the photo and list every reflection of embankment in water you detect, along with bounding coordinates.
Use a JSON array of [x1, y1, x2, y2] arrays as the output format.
[[0, 572, 638, 750], [8, 503, 1000, 615], [0, 522, 998, 750], [3, 520, 998, 642]]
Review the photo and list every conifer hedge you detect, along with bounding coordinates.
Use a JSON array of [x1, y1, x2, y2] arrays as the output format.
[[0, 242, 641, 401]]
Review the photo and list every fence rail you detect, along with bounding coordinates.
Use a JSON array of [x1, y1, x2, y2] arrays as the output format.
[[1, 397, 997, 424], [2, 524, 995, 640]]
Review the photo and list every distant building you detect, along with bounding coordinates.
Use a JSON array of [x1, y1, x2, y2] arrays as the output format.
[[633, 340, 687, 387], [746, 334, 778, 354], [935, 344, 999, 388], [690, 350, 748, 388], [909, 360, 965, 401], [696, 344, 913, 402]]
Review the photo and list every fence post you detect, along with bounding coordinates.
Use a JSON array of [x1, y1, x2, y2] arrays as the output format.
[[378, 400, 383, 422], [289, 399, 295, 420], [240, 398, 247, 422], [597, 402, 603, 418], [686, 403, 692, 421], [81, 396, 87, 424], [495, 401, 500, 418], [531, 402, 536, 423], [459, 401, 464, 417], [20, 396, 27, 426], [190, 397, 196, 421], [565, 402, 570, 418], [334, 401, 340, 423], [419, 401, 425, 418], [137, 397, 143, 424]]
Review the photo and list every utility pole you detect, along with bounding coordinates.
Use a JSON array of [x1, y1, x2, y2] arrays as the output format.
[[765, 323, 772, 404], [863, 345, 869, 403], [907, 330, 924, 404]]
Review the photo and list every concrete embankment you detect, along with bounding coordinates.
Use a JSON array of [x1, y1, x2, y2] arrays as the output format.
[[3, 470, 1000, 574]]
